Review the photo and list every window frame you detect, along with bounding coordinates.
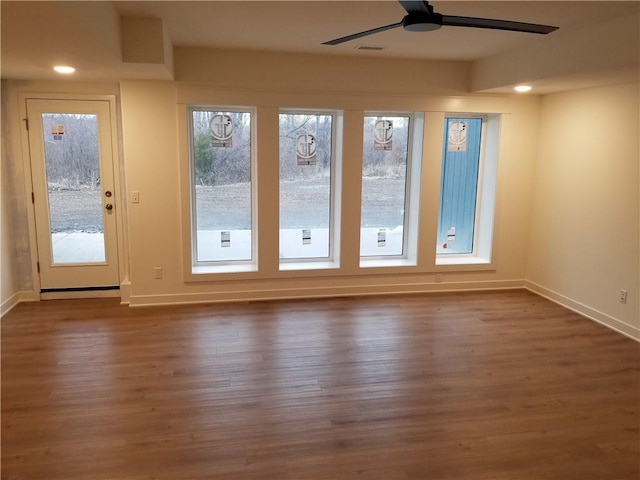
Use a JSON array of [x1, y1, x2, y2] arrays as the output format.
[[436, 113, 499, 266], [187, 105, 258, 270], [359, 111, 423, 268], [359, 112, 415, 260], [278, 108, 339, 266]]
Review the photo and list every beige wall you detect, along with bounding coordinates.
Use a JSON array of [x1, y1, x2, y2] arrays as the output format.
[[3, 52, 637, 341], [1, 91, 19, 312], [120, 50, 540, 305], [527, 82, 640, 338], [175, 47, 471, 96], [1, 81, 32, 314]]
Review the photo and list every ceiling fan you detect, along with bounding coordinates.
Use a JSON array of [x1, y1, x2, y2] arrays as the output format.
[[323, 1, 559, 46]]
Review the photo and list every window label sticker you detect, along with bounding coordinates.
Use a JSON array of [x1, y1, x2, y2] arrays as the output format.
[[296, 133, 317, 166], [373, 119, 393, 151], [377, 228, 386, 247], [447, 121, 467, 152], [221, 231, 231, 247], [51, 124, 65, 141], [302, 229, 311, 245], [210, 114, 233, 148], [447, 226, 456, 241]]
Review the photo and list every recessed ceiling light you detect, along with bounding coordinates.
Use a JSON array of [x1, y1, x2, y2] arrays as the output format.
[[53, 65, 76, 74], [514, 85, 532, 93]]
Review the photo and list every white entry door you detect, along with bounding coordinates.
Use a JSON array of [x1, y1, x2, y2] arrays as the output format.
[[26, 98, 119, 291]]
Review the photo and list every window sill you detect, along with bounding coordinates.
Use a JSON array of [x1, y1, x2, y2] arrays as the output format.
[[279, 260, 340, 272], [359, 258, 417, 269], [435, 255, 491, 266], [192, 263, 258, 275]]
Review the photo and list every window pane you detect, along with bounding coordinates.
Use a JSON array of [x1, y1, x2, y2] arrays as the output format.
[[437, 117, 482, 254], [191, 110, 252, 262], [41, 113, 106, 264], [279, 113, 333, 259], [360, 115, 410, 257]]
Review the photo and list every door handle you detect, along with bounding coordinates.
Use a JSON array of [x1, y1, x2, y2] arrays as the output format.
[[105, 204, 113, 211]]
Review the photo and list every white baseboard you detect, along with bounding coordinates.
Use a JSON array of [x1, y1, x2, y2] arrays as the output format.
[[129, 279, 526, 307], [2, 285, 129, 310], [1, 291, 37, 317], [525, 281, 640, 341], [19, 280, 635, 342], [119, 280, 131, 305]]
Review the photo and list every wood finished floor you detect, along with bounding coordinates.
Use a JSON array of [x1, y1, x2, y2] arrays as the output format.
[[2, 290, 638, 480]]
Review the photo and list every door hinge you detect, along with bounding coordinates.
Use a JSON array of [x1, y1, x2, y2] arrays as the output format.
[[24, 118, 29, 131], [31, 192, 35, 204], [36, 261, 40, 273]]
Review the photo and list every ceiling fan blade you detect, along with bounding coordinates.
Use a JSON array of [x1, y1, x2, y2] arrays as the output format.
[[398, 0, 433, 15], [323, 21, 403, 45], [441, 15, 558, 34]]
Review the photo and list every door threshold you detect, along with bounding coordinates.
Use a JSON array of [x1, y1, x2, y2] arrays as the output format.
[[40, 286, 120, 300]]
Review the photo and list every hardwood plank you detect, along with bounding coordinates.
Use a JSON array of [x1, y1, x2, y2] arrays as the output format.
[[2, 290, 638, 479]]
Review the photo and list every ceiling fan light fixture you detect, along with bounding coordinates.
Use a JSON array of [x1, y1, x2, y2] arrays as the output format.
[[514, 85, 533, 93]]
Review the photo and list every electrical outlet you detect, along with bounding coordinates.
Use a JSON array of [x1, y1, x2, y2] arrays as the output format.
[[153, 267, 163, 279], [435, 273, 442, 283], [131, 191, 140, 204], [619, 289, 628, 304]]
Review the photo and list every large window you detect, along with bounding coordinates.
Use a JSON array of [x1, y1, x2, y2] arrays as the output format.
[[437, 117, 482, 255], [436, 115, 498, 264], [279, 111, 336, 261], [360, 114, 411, 257], [189, 108, 254, 264], [182, 103, 497, 280]]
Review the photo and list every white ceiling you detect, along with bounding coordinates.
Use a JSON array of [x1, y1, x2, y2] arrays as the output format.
[[1, 0, 639, 90], [112, 1, 638, 61]]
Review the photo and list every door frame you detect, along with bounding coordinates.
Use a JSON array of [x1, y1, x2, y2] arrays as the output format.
[[19, 93, 130, 302]]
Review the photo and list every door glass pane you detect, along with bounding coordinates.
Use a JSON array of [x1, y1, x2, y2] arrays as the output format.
[[41, 113, 106, 264], [360, 115, 410, 257], [191, 109, 253, 263], [279, 113, 333, 260]]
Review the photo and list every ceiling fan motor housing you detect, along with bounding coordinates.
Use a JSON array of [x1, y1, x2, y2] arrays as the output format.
[[403, 13, 443, 32]]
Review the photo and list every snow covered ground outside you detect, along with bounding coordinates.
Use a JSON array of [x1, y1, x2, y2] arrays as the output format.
[[51, 232, 106, 264], [47, 178, 408, 264], [196, 227, 404, 261], [50, 227, 404, 265]]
